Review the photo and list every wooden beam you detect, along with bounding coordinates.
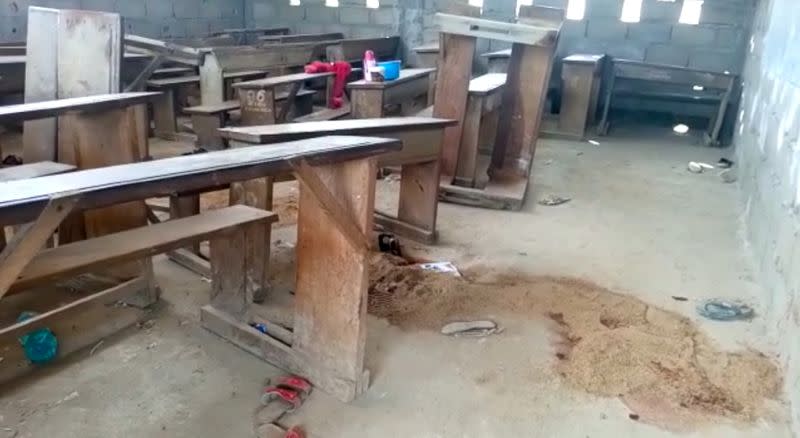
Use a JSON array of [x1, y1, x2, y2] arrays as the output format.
[[434, 13, 559, 46], [0, 194, 79, 300], [289, 158, 371, 253]]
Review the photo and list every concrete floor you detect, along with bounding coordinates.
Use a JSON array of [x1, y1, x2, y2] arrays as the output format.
[[0, 127, 791, 437]]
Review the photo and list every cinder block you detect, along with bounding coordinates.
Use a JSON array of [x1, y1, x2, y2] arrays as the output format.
[[585, 0, 623, 19], [670, 24, 716, 46], [199, 0, 224, 19], [701, 3, 749, 26], [688, 48, 738, 73], [124, 17, 161, 37], [173, 0, 201, 19], [339, 7, 371, 24], [305, 5, 338, 23], [184, 18, 212, 36], [80, 0, 116, 13], [586, 19, 628, 40], [0, 15, 25, 40], [645, 43, 689, 66], [566, 37, 645, 61], [159, 18, 188, 38], [371, 7, 397, 26], [713, 25, 745, 49], [146, 0, 174, 18], [278, 4, 305, 21], [251, 0, 276, 19], [640, 0, 680, 22], [627, 22, 671, 43], [352, 25, 390, 38], [115, 0, 146, 17]]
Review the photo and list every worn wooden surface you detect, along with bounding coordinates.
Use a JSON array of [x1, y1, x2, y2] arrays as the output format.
[[559, 59, 601, 139], [434, 30, 477, 179], [9, 206, 276, 296], [294, 157, 376, 401], [0, 136, 401, 225], [0, 162, 75, 182], [259, 32, 344, 45], [0, 92, 161, 123], [347, 68, 436, 90], [22, 7, 58, 163], [490, 43, 553, 177], [435, 13, 559, 46], [234, 72, 333, 89], [0, 196, 79, 299], [219, 117, 455, 144]]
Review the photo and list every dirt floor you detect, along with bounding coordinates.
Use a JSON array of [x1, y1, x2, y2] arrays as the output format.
[[0, 126, 792, 437]]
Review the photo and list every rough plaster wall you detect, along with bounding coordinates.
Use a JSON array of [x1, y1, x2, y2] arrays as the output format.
[[735, 0, 800, 432], [248, 0, 751, 74], [0, 0, 246, 42]]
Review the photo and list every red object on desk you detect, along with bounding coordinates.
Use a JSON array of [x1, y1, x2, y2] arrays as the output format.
[[304, 61, 352, 109]]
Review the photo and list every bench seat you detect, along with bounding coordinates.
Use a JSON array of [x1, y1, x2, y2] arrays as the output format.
[[9, 205, 278, 295]]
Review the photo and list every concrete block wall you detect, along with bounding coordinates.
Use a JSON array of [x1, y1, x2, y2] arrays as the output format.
[[0, 0, 246, 42], [734, 0, 800, 433], [247, 0, 752, 75]]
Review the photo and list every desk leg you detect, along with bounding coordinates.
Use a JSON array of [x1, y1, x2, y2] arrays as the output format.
[[294, 157, 375, 401], [351, 89, 384, 118], [559, 64, 594, 139], [239, 88, 276, 126], [395, 160, 439, 243], [454, 94, 483, 187], [191, 113, 228, 151], [169, 194, 200, 254], [152, 88, 177, 139], [230, 178, 273, 303], [598, 73, 615, 136]]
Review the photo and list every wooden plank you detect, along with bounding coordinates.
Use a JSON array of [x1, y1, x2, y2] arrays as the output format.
[[147, 75, 200, 87], [490, 43, 553, 176], [517, 4, 565, 27], [0, 195, 79, 300], [0, 278, 147, 385], [293, 156, 376, 401], [238, 87, 276, 125], [0, 92, 161, 123], [9, 206, 277, 295], [170, 194, 201, 253], [233, 72, 334, 89], [454, 94, 483, 187], [293, 106, 351, 122], [124, 34, 204, 66], [559, 61, 596, 138], [57, 9, 122, 98], [435, 13, 559, 46], [0, 277, 145, 340], [218, 117, 456, 144], [151, 88, 178, 138], [184, 100, 240, 114], [397, 158, 440, 243], [350, 89, 384, 118], [259, 32, 344, 44], [0, 136, 402, 225], [434, 30, 477, 179], [229, 177, 273, 305], [168, 248, 212, 278], [290, 158, 371, 252], [468, 73, 506, 96], [613, 59, 735, 89], [0, 162, 75, 182], [347, 68, 436, 90], [22, 7, 59, 163]]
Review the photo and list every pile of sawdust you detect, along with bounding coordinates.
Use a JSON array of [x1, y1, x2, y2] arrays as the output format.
[[367, 254, 782, 428], [200, 190, 298, 227]]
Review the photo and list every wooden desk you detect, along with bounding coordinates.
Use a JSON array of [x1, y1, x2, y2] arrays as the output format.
[[0, 136, 400, 401], [599, 59, 738, 145], [558, 54, 605, 139], [219, 117, 457, 243], [348, 68, 436, 118], [233, 72, 333, 125]]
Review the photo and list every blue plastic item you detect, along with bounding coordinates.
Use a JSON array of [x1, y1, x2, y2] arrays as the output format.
[[378, 60, 401, 81], [17, 311, 58, 364]]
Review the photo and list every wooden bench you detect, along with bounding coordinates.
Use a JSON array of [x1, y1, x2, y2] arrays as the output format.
[[213, 27, 290, 44], [411, 44, 439, 69], [184, 89, 317, 150], [0, 135, 400, 401], [599, 58, 738, 146], [348, 68, 436, 118], [452, 73, 507, 188], [219, 117, 456, 243]]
